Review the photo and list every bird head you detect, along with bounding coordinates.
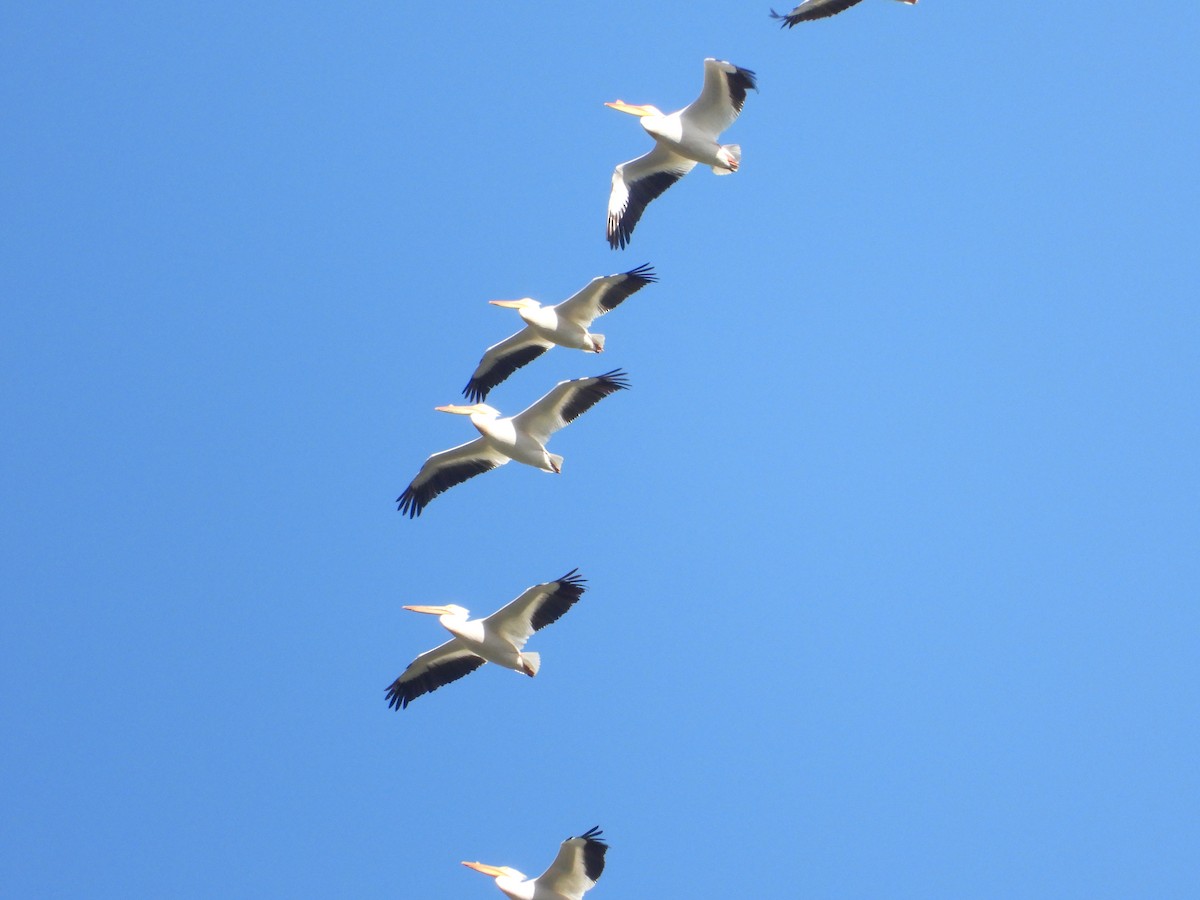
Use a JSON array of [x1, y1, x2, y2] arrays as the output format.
[[462, 862, 527, 882], [488, 297, 540, 310], [402, 603, 470, 619], [605, 99, 664, 118], [434, 403, 501, 418]]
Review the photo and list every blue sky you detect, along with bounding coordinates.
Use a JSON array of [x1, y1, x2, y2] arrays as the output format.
[[3, 2, 1198, 896]]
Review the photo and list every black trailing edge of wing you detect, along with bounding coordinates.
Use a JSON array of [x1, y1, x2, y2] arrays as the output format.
[[600, 263, 658, 313], [727, 65, 758, 113], [463, 343, 550, 403], [560, 369, 630, 424], [576, 826, 608, 882], [608, 170, 685, 250], [771, 0, 863, 27], [529, 568, 588, 633], [385, 655, 486, 710], [396, 458, 500, 518]]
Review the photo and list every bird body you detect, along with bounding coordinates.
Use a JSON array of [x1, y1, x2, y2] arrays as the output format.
[[463, 827, 608, 900], [398, 370, 630, 517], [385, 571, 588, 709], [606, 58, 756, 249], [771, 0, 916, 27], [464, 266, 655, 402]]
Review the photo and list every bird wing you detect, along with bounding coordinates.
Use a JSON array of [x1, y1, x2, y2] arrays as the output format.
[[607, 145, 696, 250], [463, 326, 555, 403], [510, 370, 630, 445], [396, 437, 511, 518], [554, 264, 657, 327], [384, 639, 486, 710], [533, 827, 608, 900], [679, 58, 757, 137], [771, 0, 865, 26], [480, 569, 587, 651]]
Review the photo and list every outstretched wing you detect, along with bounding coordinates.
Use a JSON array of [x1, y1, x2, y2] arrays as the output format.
[[385, 640, 486, 710], [771, 0, 867, 26], [534, 826, 608, 899], [463, 326, 555, 403], [396, 438, 510, 518], [555, 264, 657, 327], [511, 370, 630, 445], [680, 58, 757, 137], [481, 569, 587, 651], [608, 145, 696, 250]]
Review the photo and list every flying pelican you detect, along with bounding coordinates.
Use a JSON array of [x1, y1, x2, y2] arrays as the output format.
[[771, 0, 916, 27], [464, 264, 656, 403], [397, 370, 629, 517], [463, 826, 608, 900], [385, 570, 587, 709], [606, 58, 756, 249]]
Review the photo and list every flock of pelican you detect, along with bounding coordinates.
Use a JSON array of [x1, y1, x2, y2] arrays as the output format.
[[394, 5, 916, 896]]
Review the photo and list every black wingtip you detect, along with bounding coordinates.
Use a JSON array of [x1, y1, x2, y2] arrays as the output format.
[[624, 262, 657, 283], [396, 488, 422, 518], [595, 368, 631, 391], [462, 381, 487, 404]]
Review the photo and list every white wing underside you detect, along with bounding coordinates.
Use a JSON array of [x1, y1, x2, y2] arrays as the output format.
[[512, 381, 599, 445], [555, 277, 621, 327], [412, 438, 511, 489], [607, 145, 696, 248], [534, 838, 597, 900], [399, 638, 478, 683], [680, 58, 748, 136], [481, 583, 558, 650]]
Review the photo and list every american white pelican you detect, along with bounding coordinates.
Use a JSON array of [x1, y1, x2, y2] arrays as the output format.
[[463, 826, 608, 900], [397, 370, 629, 517], [464, 264, 656, 403], [606, 58, 757, 249], [385, 570, 587, 709], [771, 0, 916, 27]]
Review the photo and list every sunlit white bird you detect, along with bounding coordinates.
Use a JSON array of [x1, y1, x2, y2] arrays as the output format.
[[771, 0, 916, 27], [464, 264, 656, 403], [606, 58, 756, 249], [397, 370, 629, 517], [463, 826, 608, 900], [385, 570, 587, 709]]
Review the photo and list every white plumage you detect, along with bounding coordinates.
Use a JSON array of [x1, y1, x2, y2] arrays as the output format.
[[605, 58, 757, 249]]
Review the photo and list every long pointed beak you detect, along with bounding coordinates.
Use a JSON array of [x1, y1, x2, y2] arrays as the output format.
[[605, 99, 643, 116], [462, 862, 504, 877], [488, 300, 525, 309], [435, 404, 473, 414], [403, 604, 450, 615]]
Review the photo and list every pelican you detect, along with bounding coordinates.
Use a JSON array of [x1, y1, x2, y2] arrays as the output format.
[[397, 370, 629, 517], [771, 0, 916, 27], [464, 264, 656, 403], [385, 570, 587, 709], [463, 826, 608, 900], [606, 58, 757, 249]]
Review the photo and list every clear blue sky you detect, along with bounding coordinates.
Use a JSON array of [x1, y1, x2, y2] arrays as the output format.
[[3, 2, 1198, 896]]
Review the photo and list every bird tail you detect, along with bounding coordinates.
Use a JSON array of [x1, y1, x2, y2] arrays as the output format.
[[548, 453, 564, 473], [589, 333, 605, 353], [521, 652, 541, 677], [713, 144, 741, 175]]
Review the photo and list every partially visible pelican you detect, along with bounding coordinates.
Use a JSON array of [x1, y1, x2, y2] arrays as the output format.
[[606, 58, 757, 249], [385, 570, 587, 709], [464, 264, 656, 403], [771, 0, 916, 27], [397, 370, 629, 517], [463, 826, 608, 900]]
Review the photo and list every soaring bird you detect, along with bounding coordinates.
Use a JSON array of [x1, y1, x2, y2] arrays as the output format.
[[385, 570, 587, 710], [463, 264, 656, 403], [606, 58, 756, 249], [463, 826, 608, 900], [771, 0, 916, 27], [397, 370, 629, 517]]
